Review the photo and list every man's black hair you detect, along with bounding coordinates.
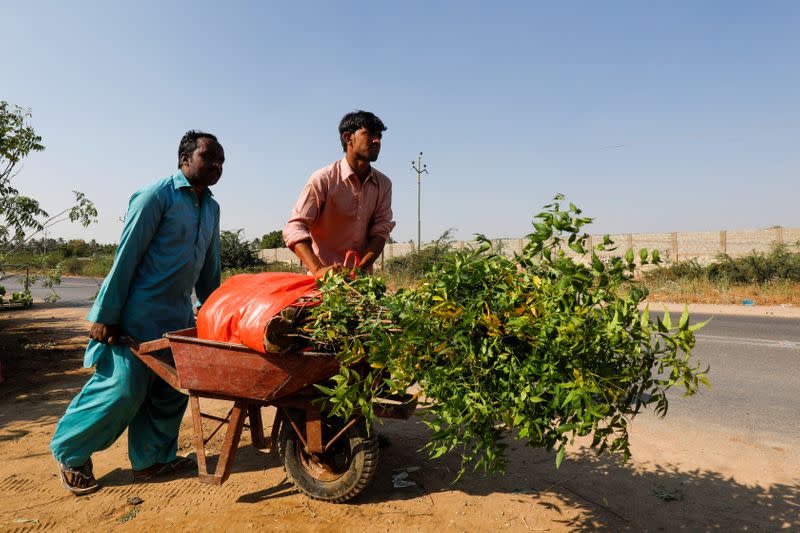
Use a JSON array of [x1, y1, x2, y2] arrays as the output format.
[[178, 130, 218, 168], [338, 111, 386, 151]]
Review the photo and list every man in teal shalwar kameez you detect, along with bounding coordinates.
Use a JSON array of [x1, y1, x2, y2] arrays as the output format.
[[50, 131, 225, 495]]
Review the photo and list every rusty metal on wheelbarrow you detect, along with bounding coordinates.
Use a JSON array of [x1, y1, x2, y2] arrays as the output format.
[[164, 328, 341, 402], [127, 336, 184, 393]]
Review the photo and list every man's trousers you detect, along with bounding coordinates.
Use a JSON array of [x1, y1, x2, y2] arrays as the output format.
[[50, 344, 187, 470]]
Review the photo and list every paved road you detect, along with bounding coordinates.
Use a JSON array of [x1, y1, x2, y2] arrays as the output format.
[[0, 274, 101, 304], [644, 311, 800, 443]]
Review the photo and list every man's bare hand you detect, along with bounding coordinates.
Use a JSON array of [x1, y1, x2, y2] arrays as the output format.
[[89, 323, 120, 344], [313, 264, 344, 279]]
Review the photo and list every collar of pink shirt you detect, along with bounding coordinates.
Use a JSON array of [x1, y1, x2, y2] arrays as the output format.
[[340, 157, 379, 185]]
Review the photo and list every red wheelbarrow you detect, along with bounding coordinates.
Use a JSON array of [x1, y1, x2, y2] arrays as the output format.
[[129, 328, 417, 502]]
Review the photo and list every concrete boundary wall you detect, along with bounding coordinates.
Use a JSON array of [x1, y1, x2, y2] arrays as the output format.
[[258, 227, 800, 268]]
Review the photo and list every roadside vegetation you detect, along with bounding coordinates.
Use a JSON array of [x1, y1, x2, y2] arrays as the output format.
[[382, 230, 457, 289], [381, 238, 800, 307], [220, 229, 302, 280], [14, 233, 794, 307], [6, 238, 117, 276], [642, 244, 800, 305], [7, 223, 799, 307], [4, 230, 299, 285]]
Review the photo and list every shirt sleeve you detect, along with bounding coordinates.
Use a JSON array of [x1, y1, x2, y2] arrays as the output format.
[[368, 178, 396, 240], [87, 187, 163, 325], [194, 207, 221, 307], [283, 172, 327, 249]]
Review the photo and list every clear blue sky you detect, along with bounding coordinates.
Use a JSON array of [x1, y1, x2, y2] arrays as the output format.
[[3, 1, 798, 244]]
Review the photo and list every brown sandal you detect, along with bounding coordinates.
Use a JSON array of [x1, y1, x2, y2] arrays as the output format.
[[60, 459, 100, 496], [132, 456, 196, 481]]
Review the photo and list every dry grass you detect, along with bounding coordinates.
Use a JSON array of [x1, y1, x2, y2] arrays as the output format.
[[386, 272, 800, 306], [641, 279, 800, 306]]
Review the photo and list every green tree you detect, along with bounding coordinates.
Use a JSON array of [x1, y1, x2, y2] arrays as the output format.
[[1, 101, 97, 304], [0, 101, 46, 244], [259, 230, 285, 249], [61, 239, 93, 258], [221, 229, 261, 269]]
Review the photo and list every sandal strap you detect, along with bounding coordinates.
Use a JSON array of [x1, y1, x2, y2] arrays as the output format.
[[61, 460, 97, 489]]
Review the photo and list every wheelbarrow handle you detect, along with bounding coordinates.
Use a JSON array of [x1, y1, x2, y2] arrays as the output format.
[[121, 336, 184, 393], [132, 336, 172, 355], [117, 336, 172, 355]]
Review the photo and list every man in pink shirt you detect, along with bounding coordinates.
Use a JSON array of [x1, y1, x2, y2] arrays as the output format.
[[283, 110, 396, 277]]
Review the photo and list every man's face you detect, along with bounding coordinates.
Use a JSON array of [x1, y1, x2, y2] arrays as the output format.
[[182, 137, 225, 188], [345, 127, 382, 162]]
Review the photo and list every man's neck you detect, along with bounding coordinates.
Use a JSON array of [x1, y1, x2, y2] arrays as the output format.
[[182, 168, 206, 200], [345, 153, 372, 182]]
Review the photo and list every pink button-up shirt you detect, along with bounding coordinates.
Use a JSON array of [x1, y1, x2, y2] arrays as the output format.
[[283, 158, 396, 267]]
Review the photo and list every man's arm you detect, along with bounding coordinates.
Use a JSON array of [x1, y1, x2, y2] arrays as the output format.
[[284, 172, 331, 277], [357, 236, 387, 271], [292, 239, 342, 278], [87, 187, 163, 343], [194, 209, 221, 306]]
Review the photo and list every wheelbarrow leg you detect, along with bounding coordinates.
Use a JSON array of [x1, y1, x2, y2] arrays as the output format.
[[190, 395, 247, 485], [248, 404, 268, 450], [305, 404, 323, 454]]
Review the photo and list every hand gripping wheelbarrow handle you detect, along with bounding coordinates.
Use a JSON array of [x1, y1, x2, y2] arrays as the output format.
[[121, 336, 185, 393]]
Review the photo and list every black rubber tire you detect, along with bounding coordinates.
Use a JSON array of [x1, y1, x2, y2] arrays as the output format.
[[278, 416, 379, 503]]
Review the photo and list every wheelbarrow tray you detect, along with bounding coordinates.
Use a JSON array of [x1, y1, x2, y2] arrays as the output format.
[[141, 327, 341, 402]]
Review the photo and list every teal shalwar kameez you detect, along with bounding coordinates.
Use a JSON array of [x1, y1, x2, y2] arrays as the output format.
[[50, 171, 221, 470]]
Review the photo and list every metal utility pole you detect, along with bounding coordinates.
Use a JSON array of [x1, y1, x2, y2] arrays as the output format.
[[411, 152, 428, 251]]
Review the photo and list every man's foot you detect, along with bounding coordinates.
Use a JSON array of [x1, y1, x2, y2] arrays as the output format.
[[60, 459, 100, 496], [132, 456, 196, 481]]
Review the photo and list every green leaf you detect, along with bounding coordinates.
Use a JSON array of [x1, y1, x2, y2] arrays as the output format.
[[555, 445, 566, 468], [625, 248, 634, 264], [662, 308, 672, 329], [568, 241, 586, 255], [591, 253, 604, 273], [679, 306, 690, 330]]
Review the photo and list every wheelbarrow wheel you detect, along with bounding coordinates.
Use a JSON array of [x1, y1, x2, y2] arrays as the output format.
[[278, 417, 378, 503]]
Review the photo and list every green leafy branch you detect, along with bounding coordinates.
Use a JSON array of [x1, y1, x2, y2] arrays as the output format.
[[307, 195, 709, 477]]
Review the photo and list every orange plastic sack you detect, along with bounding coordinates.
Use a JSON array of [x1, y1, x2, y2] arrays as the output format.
[[196, 272, 320, 353]]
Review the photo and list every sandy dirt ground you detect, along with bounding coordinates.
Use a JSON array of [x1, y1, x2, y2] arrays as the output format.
[[0, 305, 797, 532]]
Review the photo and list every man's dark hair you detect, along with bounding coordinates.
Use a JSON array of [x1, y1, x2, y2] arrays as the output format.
[[338, 111, 386, 151], [178, 130, 218, 168]]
